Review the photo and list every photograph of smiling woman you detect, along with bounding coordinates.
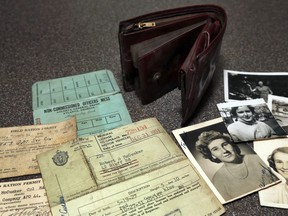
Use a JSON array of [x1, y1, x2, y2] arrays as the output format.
[[173, 118, 280, 204], [227, 105, 275, 142], [217, 99, 287, 143], [196, 130, 277, 201], [254, 138, 288, 209]]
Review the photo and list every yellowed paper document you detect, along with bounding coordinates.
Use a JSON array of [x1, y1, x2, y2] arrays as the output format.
[[0, 117, 77, 178], [55, 160, 225, 216], [0, 178, 51, 215], [38, 118, 225, 216]]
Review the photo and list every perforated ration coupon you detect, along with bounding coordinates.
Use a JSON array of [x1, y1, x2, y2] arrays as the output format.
[[32, 70, 132, 137]]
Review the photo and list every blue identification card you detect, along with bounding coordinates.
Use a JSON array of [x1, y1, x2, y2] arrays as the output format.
[[32, 70, 132, 136]]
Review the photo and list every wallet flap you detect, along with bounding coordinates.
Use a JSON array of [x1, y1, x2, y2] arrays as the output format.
[[130, 21, 207, 68], [180, 18, 225, 125]]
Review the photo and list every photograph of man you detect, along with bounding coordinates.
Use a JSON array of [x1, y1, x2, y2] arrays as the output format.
[[173, 118, 280, 204], [223, 70, 288, 102], [217, 99, 287, 143], [247, 81, 273, 102], [254, 138, 288, 209]]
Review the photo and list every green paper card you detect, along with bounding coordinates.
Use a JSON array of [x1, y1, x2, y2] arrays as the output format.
[[32, 70, 132, 136], [32, 70, 120, 110]]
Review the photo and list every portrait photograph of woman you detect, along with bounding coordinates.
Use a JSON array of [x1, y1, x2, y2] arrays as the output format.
[[254, 138, 288, 209], [173, 118, 280, 204], [217, 99, 287, 143]]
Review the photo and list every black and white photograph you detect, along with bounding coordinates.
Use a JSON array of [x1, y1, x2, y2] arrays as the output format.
[[268, 95, 288, 133], [254, 138, 288, 209], [217, 99, 287, 143], [224, 70, 288, 102], [172, 118, 280, 204]]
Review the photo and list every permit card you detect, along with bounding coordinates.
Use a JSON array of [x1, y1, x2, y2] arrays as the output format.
[[0, 178, 51, 215], [37, 118, 225, 216], [0, 117, 77, 179], [32, 70, 132, 136]]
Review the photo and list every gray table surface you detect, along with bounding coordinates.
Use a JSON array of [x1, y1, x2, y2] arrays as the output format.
[[1, 0, 288, 215]]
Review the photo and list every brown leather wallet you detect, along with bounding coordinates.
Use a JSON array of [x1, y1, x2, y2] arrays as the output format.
[[118, 5, 227, 125]]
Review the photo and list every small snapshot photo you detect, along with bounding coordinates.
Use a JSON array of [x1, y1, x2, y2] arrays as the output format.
[[217, 99, 287, 143], [224, 70, 288, 102], [268, 95, 288, 133], [172, 118, 280, 204], [254, 138, 288, 209]]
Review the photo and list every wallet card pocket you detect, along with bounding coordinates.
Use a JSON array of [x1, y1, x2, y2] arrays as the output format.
[[130, 21, 208, 104]]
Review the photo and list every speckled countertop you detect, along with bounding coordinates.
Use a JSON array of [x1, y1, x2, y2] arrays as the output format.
[[1, 0, 288, 215]]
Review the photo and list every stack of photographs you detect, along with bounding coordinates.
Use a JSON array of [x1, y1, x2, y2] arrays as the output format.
[[173, 70, 288, 208]]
